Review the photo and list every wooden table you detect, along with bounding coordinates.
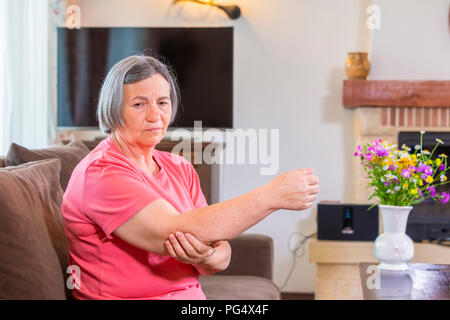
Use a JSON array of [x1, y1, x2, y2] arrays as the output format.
[[308, 238, 450, 299], [359, 262, 450, 300]]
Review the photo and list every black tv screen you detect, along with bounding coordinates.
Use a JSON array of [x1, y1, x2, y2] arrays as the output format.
[[57, 27, 233, 129]]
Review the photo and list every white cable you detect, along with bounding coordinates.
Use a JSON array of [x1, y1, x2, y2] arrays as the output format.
[[279, 232, 317, 291]]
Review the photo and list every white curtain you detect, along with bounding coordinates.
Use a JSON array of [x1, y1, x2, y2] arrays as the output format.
[[0, 0, 50, 155]]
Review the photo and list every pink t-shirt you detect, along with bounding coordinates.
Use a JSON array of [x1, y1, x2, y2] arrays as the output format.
[[61, 136, 208, 300]]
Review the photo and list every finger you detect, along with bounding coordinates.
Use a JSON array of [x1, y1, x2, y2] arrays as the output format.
[[306, 175, 319, 185], [175, 232, 198, 257], [298, 168, 314, 175], [308, 185, 320, 195], [185, 233, 214, 255], [304, 201, 314, 209], [169, 234, 189, 260], [165, 240, 177, 258]]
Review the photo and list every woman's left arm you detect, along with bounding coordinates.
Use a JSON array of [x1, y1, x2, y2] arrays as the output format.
[[165, 232, 231, 275]]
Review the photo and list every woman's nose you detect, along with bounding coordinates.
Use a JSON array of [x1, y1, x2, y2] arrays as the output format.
[[145, 103, 161, 122]]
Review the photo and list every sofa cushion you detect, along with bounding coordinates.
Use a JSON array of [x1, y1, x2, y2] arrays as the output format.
[[199, 275, 281, 300], [5, 139, 90, 191], [217, 234, 274, 280], [0, 159, 68, 299]]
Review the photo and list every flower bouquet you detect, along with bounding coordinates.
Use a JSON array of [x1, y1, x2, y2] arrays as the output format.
[[354, 131, 450, 270]]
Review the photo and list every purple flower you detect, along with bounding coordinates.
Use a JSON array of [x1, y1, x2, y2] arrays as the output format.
[[385, 182, 391, 187], [401, 169, 411, 178], [375, 147, 389, 157], [418, 164, 433, 176], [439, 164, 445, 171], [421, 174, 428, 180], [366, 153, 373, 161], [354, 152, 359, 157], [411, 166, 418, 173], [418, 188, 423, 197], [389, 165, 397, 171], [427, 186, 437, 197], [441, 192, 450, 204]]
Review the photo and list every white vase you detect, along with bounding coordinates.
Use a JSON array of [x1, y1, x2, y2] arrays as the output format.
[[374, 205, 415, 271]]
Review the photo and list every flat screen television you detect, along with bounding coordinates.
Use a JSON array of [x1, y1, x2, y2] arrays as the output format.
[[57, 27, 233, 129]]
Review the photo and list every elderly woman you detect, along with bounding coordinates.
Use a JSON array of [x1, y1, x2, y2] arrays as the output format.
[[61, 55, 319, 300]]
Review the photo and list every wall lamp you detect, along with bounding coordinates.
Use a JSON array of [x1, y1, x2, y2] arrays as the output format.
[[173, 0, 241, 20]]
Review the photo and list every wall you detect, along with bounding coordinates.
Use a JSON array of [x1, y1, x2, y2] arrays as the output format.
[[60, 0, 372, 293], [370, 0, 450, 80]]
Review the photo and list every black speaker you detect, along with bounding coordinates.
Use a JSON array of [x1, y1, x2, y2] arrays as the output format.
[[317, 203, 379, 241]]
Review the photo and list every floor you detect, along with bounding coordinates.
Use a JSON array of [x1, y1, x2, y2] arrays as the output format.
[[281, 292, 314, 300]]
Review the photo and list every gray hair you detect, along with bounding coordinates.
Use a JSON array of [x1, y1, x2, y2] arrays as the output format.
[[97, 55, 180, 134]]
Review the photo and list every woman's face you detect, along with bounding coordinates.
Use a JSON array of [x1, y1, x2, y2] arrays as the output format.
[[118, 73, 172, 149]]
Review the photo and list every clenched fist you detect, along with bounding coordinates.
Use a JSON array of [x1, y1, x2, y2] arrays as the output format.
[[267, 168, 319, 211]]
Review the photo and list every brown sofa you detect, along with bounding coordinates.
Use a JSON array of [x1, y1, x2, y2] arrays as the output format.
[[0, 139, 280, 300]]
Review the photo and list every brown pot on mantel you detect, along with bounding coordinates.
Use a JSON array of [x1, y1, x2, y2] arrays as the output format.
[[345, 52, 371, 80]]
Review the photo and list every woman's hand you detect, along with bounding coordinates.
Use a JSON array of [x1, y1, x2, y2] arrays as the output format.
[[165, 232, 217, 265], [267, 168, 319, 211], [165, 232, 231, 275]]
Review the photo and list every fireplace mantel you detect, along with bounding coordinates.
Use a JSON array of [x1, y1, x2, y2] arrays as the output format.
[[343, 80, 450, 108]]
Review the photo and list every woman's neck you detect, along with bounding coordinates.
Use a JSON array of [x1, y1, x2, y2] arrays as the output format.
[[110, 132, 159, 175]]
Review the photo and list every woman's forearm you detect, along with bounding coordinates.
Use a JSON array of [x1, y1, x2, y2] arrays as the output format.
[[172, 184, 276, 244]]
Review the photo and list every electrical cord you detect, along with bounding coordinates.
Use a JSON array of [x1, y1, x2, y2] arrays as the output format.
[[279, 231, 317, 291]]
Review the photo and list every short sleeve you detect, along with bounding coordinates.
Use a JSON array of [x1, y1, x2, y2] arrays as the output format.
[[82, 162, 161, 240], [187, 164, 208, 209]]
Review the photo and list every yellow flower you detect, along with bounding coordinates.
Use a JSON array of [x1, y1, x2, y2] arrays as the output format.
[[435, 158, 442, 167], [403, 183, 408, 190], [419, 180, 424, 186], [425, 176, 434, 184], [410, 189, 418, 195]]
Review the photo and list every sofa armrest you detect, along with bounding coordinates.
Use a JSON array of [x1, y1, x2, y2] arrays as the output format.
[[216, 233, 274, 281], [0, 156, 6, 168]]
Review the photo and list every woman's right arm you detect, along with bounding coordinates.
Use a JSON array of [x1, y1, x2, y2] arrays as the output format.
[[113, 168, 319, 255]]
